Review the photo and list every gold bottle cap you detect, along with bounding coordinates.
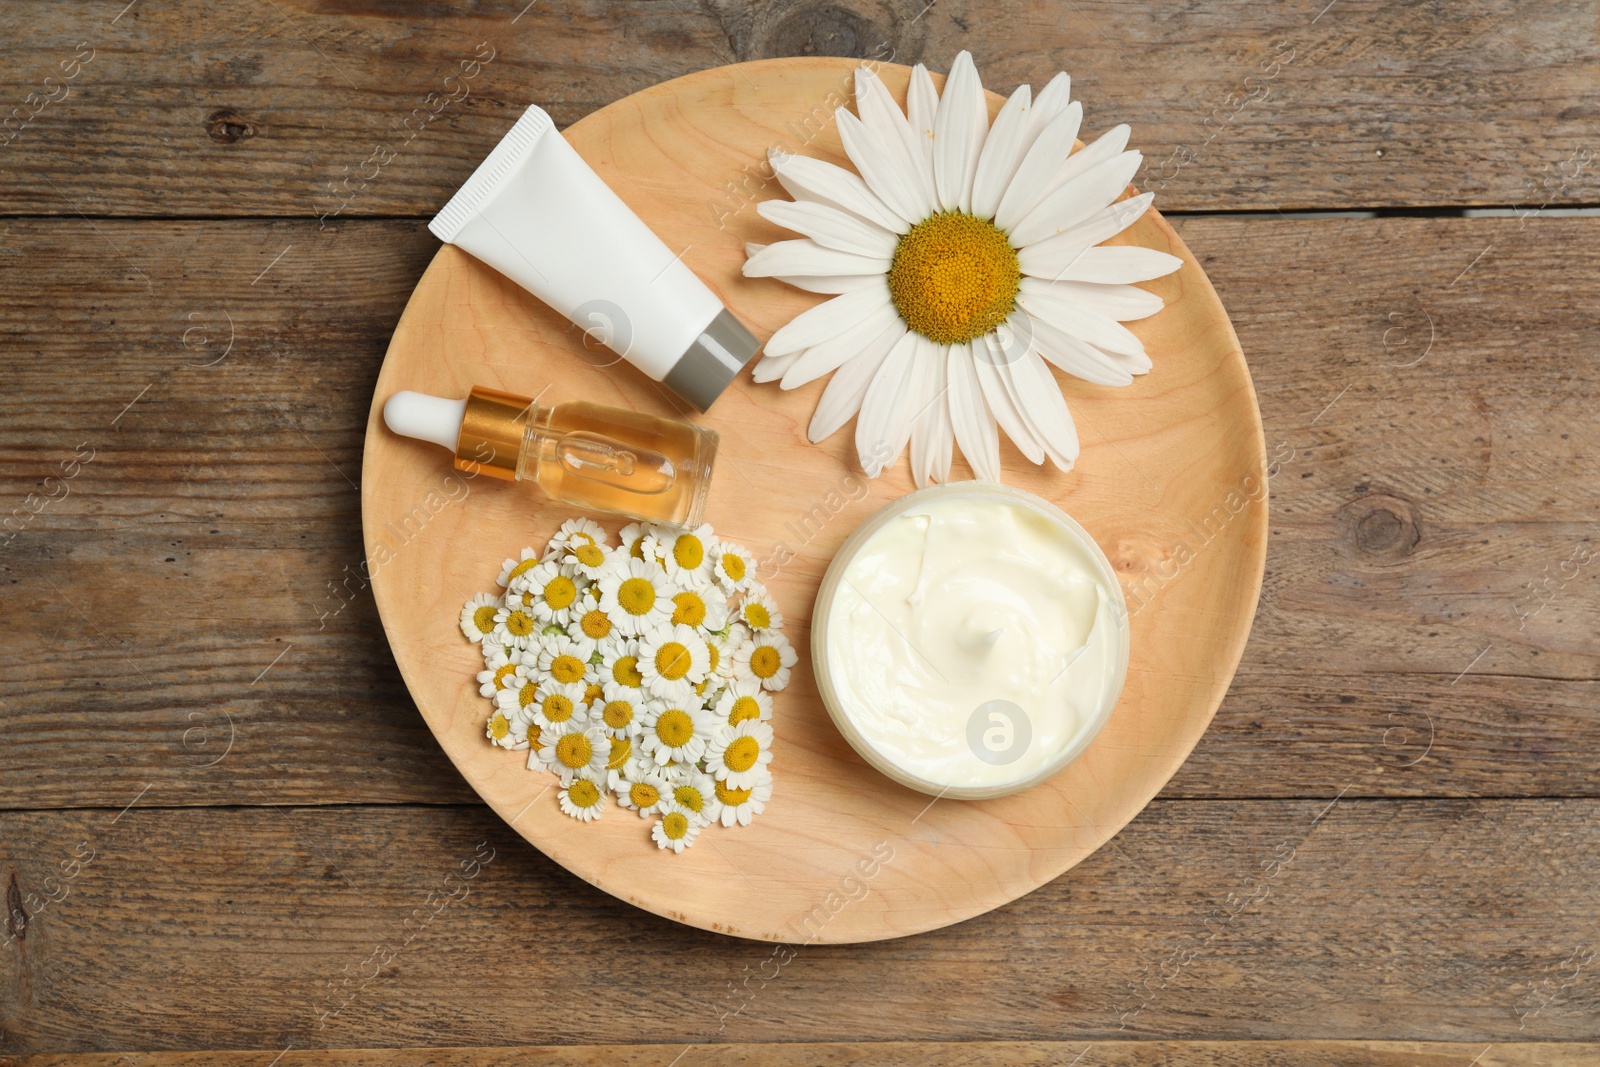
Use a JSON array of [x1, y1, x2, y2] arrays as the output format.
[[454, 385, 532, 481]]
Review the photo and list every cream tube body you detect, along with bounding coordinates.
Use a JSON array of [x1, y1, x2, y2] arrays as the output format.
[[430, 105, 757, 410]]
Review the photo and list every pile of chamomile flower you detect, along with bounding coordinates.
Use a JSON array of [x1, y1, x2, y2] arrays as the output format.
[[459, 518, 792, 853]]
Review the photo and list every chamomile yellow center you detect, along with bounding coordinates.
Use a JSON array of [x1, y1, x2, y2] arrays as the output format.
[[749, 645, 781, 679], [555, 732, 594, 769], [527, 722, 543, 748], [549, 654, 586, 684], [888, 211, 1020, 345], [574, 543, 605, 568], [655, 709, 694, 747], [714, 780, 752, 805], [706, 643, 720, 675], [584, 681, 604, 703], [628, 536, 647, 560], [654, 642, 692, 681], [720, 552, 746, 581], [503, 610, 535, 638], [728, 695, 761, 725], [566, 778, 601, 807], [673, 783, 705, 813], [473, 605, 498, 633], [602, 699, 635, 731], [673, 534, 704, 570], [671, 590, 707, 627], [612, 655, 643, 687], [543, 575, 577, 610], [742, 603, 771, 629], [541, 692, 574, 721], [508, 557, 539, 582], [661, 811, 690, 839], [580, 609, 611, 640], [617, 577, 657, 615], [607, 736, 632, 770], [630, 781, 660, 808], [492, 662, 518, 688], [723, 736, 761, 772], [489, 713, 510, 739], [518, 681, 538, 708]]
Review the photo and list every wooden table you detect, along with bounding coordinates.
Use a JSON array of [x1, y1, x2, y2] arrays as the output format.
[[2, 2, 1597, 1064]]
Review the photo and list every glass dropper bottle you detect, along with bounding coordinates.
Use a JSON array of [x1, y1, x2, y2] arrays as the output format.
[[383, 386, 717, 528]]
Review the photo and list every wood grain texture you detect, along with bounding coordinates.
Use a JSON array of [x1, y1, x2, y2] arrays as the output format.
[[362, 58, 1266, 943], [1, 801, 1597, 1052], [6, 1042, 1599, 1067], [1, 0, 1598, 216], [3, 215, 1598, 809]]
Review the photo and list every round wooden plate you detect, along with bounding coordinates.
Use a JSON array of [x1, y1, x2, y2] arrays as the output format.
[[362, 57, 1267, 944]]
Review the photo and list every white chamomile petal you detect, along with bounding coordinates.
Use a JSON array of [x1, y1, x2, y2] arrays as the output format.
[[714, 681, 773, 727], [1021, 71, 1072, 154], [993, 101, 1084, 231], [1023, 307, 1137, 386], [907, 63, 939, 175], [495, 548, 540, 588], [751, 350, 801, 384], [1023, 243, 1180, 284], [773, 273, 884, 295], [781, 288, 902, 390], [756, 199, 897, 259], [714, 770, 773, 827], [1050, 280, 1166, 322], [650, 799, 703, 853], [970, 83, 1033, 221], [932, 50, 987, 213], [513, 560, 584, 624], [736, 590, 783, 632], [1049, 123, 1133, 200], [836, 107, 927, 226], [549, 517, 609, 553], [762, 284, 895, 359], [475, 644, 523, 697], [947, 341, 1001, 481], [768, 148, 908, 233], [1010, 149, 1143, 248], [537, 721, 611, 784], [615, 767, 670, 817], [1018, 277, 1147, 357], [972, 339, 1045, 464], [668, 768, 718, 821], [1003, 343, 1080, 472], [490, 602, 540, 649], [911, 344, 956, 488], [744, 239, 891, 283], [1014, 191, 1155, 275], [705, 720, 775, 790], [459, 592, 500, 643], [854, 330, 922, 477], [807, 320, 905, 444], [558, 773, 607, 821], [853, 65, 936, 214]]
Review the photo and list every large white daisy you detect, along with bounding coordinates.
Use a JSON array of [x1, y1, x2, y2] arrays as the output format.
[[743, 52, 1181, 485]]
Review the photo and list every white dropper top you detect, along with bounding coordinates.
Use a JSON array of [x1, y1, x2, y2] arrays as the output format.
[[383, 391, 467, 452]]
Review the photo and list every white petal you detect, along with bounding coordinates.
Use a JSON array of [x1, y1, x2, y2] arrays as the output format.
[[1010, 150, 1144, 247], [745, 242, 766, 258], [1049, 123, 1132, 198], [743, 238, 890, 281], [1023, 308, 1134, 386], [763, 282, 892, 358], [947, 343, 1000, 481], [970, 84, 1032, 221], [769, 149, 908, 233], [781, 298, 904, 389], [756, 199, 897, 258], [775, 273, 882, 294], [855, 331, 922, 477], [1015, 191, 1155, 276], [907, 64, 939, 176], [972, 338, 1044, 464], [932, 50, 988, 213], [1004, 347, 1079, 472], [911, 344, 955, 487], [837, 108, 926, 226], [1049, 280, 1164, 321], [808, 320, 906, 443], [1021, 72, 1071, 154], [1018, 277, 1146, 356], [855, 66, 936, 213], [993, 102, 1083, 231], [750, 350, 802, 384], [1023, 244, 1180, 283]]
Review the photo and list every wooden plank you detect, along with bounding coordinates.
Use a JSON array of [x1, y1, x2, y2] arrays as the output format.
[[2, 216, 1598, 809], [5, 1040, 1598, 1067], [0, 2, 1597, 216], [0, 800, 1597, 1050]]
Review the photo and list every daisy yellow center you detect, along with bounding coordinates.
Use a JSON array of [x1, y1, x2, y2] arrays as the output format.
[[584, 682, 604, 703], [655, 709, 694, 747], [543, 575, 577, 610], [541, 693, 574, 721], [749, 645, 781, 679], [743, 603, 771, 629], [527, 722, 542, 747], [555, 732, 594, 769], [655, 642, 692, 681], [673, 783, 705, 813], [721, 552, 745, 582], [473, 605, 498, 633], [661, 811, 690, 839], [617, 577, 657, 616], [504, 610, 535, 638], [613, 655, 643, 687], [580, 609, 611, 640], [574, 543, 605, 568], [607, 736, 632, 769], [628, 536, 647, 560], [603, 699, 634, 730], [888, 212, 1020, 345], [508, 558, 539, 582], [550, 655, 586, 684], [489, 713, 510, 740], [630, 781, 660, 808], [567, 778, 601, 807], [706, 644, 720, 674], [729, 695, 761, 725], [723, 736, 761, 772], [671, 591, 707, 627], [714, 780, 752, 805], [519, 681, 538, 708], [673, 535, 704, 570], [492, 663, 518, 688]]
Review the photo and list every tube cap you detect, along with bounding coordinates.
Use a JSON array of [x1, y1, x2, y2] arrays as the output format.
[[663, 309, 761, 412]]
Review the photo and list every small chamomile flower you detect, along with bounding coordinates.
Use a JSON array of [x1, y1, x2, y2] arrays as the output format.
[[597, 557, 676, 636], [536, 720, 611, 783], [531, 679, 588, 731], [492, 664, 541, 718], [460, 592, 501, 643], [705, 720, 775, 789], [566, 594, 615, 659], [490, 602, 540, 650], [595, 682, 644, 739], [640, 699, 713, 765], [550, 517, 609, 555], [512, 560, 585, 625], [702, 631, 737, 686], [617, 522, 665, 564], [496, 547, 542, 588], [712, 768, 773, 827], [650, 799, 704, 853], [501, 703, 536, 751], [736, 589, 783, 632], [652, 523, 716, 587], [710, 539, 759, 594], [638, 623, 711, 700], [615, 767, 670, 817], [734, 631, 797, 691], [537, 635, 591, 686], [558, 772, 607, 822], [667, 768, 717, 821], [603, 733, 636, 787], [714, 681, 773, 727], [669, 584, 729, 631], [485, 708, 516, 749], [476, 644, 524, 698], [598, 636, 645, 689]]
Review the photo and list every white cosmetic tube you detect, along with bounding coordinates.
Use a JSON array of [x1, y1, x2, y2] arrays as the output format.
[[429, 105, 759, 411]]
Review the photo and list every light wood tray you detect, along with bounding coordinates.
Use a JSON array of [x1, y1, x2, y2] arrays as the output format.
[[362, 57, 1267, 944]]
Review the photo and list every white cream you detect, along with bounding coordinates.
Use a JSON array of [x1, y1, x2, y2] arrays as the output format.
[[816, 485, 1127, 798]]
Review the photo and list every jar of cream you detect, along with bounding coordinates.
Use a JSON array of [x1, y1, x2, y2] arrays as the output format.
[[813, 483, 1129, 800]]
